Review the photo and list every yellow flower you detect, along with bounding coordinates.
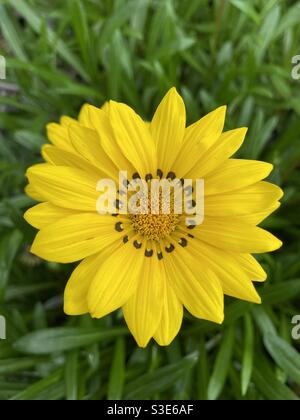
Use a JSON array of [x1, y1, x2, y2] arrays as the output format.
[[24, 88, 283, 347]]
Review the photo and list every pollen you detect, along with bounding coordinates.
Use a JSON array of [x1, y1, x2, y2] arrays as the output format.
[[131, 212, 179, 241], [130, 185, 180, 241]]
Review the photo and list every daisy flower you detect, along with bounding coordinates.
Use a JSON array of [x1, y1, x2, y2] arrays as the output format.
[[24, 88, 283, 347]]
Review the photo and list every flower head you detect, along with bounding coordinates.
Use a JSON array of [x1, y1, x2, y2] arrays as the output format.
[[24, 88, 283, 347]]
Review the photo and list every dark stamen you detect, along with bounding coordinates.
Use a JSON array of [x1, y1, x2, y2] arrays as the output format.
[[145, 249, 153, 257], [145, 173, 153, 182], [165, 244, 175, 253], [123, 235, 129, 244], [179, 238, 188, 247], [132, 172, 141, 179], [115, 222, 124, 232], [188, 200, 196, 209], [157, 252, 163, 260], [167, 171, 176, 181], [133, 240, 142, 249], [187, 221, 196, 230], [157, 169, 163, 179]]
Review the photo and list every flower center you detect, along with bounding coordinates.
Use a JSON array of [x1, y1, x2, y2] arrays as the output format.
[[131, 213, 179, 241], [130, 186, 179, 241]]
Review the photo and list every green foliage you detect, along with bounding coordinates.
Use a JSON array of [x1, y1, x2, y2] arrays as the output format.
[[0, 0, 299, 400]]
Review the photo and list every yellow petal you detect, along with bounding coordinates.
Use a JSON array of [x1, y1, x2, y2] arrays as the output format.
[[192, 218, 282, 253], [232, 253, 267, 282], [46, 123, 74, 153], [109, 100, 157, 178], [123, 251, 165, 347], [188, 128, 247, 179], [26, 164, 99, 211], [78, 103, 92, 128], [68, 124, 118, 180], [154, 283, 183, 346], [41, 145, 103, 178], [64, 242, 119, 315], [88, 241, 145, 318], [31, 213, 125, 263], [87, 105, 134, 173], [174, 106, 226, 177], [236, 202, 281, 225], [205, 182, 283, 217], [25, 184, 45, 202], [190, 240, 261, 303], [164, 245, 224, 323], [24, 202, 78, 229], [60, 115, 78, 127], [204, 159, 274, 195], [150, 87, 186, 173]]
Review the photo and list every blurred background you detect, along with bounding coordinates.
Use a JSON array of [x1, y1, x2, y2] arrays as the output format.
[[0, 0, 300, 400]]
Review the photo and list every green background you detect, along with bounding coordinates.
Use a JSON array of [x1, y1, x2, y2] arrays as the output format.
[[0, 0, 300, 400]]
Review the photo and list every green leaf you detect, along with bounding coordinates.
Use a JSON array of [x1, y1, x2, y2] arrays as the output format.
[[0, 230, 23, 301], [264, 333, 300, 386], [0, 358, 43, 375], [124, 352, 198, 400], [252, 352, 299, 401], [10, 369, 63, 401], [261, 279, 300, 305], [256, 5, 280, 61], [241, 314, 254, 396], [7, 0, 89, 81], [107, 338, 126, 400], [14, 327, 128, 354], [65, 350, 79, 400], [207, 327, 235, 400], [229, 0, 260, 24], [0, 5, 27, 60]]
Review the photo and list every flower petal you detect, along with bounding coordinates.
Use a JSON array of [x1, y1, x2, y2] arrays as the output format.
[[87, 105, 134, 173], [41, 145, 104, 178], [150, 87, 186, 173], [24, 202, 78, 229], [154, 282, 183, 346], [31, 213, 126, 263], [26, 164, 100, 211], [190, 240, 261, 303], [69, 124, 118, 180], [123, 252, 165, 347], [64, 242, 119, 315], [174, 106, 226, 177], [205, 182, 283, 217], [192, 218, 282, 253], [163, 244, 224, 323], [25, 184, 45, 202], [109, 101, 157, 177], [236, 202, 281, 225], [231, 253, 267, 282], [88, 242, 145, 318], [78, 104, 92, 128], [46, 123, 74, 153], [187, 127, 247, 179], [204, 159, 273, 195]]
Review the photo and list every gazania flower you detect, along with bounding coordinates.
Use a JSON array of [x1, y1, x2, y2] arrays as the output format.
[[24, 88, 283, 347]]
